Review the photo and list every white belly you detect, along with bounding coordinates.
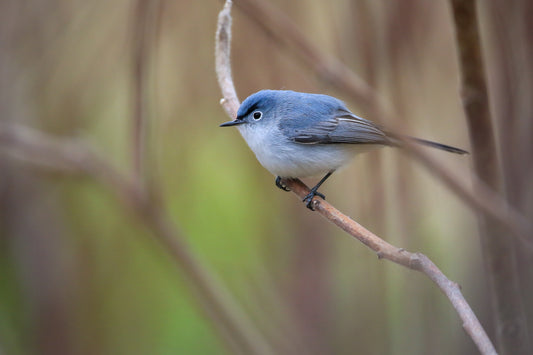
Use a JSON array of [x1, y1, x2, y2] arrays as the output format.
[[238, 125, 380, 177]]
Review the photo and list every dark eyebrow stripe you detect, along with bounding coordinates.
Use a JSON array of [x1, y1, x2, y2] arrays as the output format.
[[238, 103, 258, 119]]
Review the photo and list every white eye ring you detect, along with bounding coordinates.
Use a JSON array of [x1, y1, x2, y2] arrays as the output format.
[[252, 110, 263, 120]]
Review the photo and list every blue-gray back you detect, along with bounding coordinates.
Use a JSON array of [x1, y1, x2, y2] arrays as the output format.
[[271, 91, 391, 145]]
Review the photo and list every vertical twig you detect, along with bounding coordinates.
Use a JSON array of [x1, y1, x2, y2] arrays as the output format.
[[215, 0, 240, 118], [449, 1, 531, 354], [131, 0, 160, 184]]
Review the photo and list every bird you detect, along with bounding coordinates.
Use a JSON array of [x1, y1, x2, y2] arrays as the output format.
[[220, 90, 468, 210]]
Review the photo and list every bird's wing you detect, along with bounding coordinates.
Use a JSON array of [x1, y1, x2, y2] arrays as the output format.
[[281, 110, 391, 145]]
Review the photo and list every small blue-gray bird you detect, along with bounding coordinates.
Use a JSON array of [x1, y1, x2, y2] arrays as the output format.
[[220, 90, 467, 209]]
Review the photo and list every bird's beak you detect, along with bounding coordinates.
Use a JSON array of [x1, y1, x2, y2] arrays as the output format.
[[220, 119, 245, 127]]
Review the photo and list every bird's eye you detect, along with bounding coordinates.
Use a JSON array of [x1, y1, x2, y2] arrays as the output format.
[[252, 111, 263, 120]]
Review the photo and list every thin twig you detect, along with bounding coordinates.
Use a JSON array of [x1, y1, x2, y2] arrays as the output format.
[[230, 0, 533, 251], [216, 0, 240, 118], [214, 1, 496, 353], [131, 0, 161, 185]]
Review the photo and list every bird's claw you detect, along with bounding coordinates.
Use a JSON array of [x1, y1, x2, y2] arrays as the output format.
[[303, 191, 326, 210], [275, 176, 326, 210], [275, 176, 291, 192]]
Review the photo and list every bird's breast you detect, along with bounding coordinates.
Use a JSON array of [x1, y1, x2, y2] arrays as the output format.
[[237, 125, 369, 177]]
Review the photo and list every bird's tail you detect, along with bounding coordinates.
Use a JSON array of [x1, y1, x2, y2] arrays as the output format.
[[386, 133, 469, 155], [408, 137, 469, 154]]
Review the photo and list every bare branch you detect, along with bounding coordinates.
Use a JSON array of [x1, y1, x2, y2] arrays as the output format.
[[231, 0, 532, 251], [285, 178, 497, 354], [214, 1, 496, 353], [216, 0, 240, 118], [131, 0, 162, 184]]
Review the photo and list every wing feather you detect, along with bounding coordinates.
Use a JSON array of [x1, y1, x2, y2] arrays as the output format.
[[285, 111, 391, 145]]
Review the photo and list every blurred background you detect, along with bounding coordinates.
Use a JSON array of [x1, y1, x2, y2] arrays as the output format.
[[0, 0, 531, 354]]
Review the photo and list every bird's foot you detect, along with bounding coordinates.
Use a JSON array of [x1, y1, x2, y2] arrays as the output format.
[[302, 190, 326, 211], [275, 176, 291, 192]]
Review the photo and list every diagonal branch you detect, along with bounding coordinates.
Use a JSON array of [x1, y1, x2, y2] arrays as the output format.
[[284, 178, 496, 355], [0, 122, 274, 355], [215, 1, 496, 354]]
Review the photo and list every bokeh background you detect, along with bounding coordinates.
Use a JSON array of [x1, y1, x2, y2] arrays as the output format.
[[1, 1, 531, 354]]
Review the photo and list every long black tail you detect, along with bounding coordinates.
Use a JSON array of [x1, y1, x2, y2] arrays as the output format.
[[408, 137, 469, 155], [386, 132, 469, 155]]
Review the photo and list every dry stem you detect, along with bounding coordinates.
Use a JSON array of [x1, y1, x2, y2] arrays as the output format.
[[131, 0, 162, 185]]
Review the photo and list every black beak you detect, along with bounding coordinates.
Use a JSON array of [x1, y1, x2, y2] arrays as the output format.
[[220, 119, 245, 127]]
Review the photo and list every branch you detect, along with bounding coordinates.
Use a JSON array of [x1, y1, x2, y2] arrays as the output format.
[[131, 0, 162, 184], [0, 122, 274, 355], [215, 1, 496, 354], [285, 179, 496, 354], [215, 0, 240, 118], [230, 0, 532, 251]]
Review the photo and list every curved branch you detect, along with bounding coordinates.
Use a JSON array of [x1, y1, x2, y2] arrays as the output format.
[[215, 1, 496, 354], [215, 0, 240, 118]]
